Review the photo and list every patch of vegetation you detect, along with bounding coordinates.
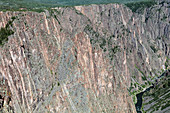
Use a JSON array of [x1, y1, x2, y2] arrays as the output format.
[[125, 0, 156, 13], [54, 15, 61, 25], [128, 65, 158, 106], [111, 46, 120, 54], [161, 15, 168, 21], [0, 77, 13, 112], [29, 8, 45, 13], [108, 46, 121, 60], [0, 0, 155, 9], [135, 65, 145, 76], [0, 7, 45, 13], [150, 45, 158, 53], [99, 38, 106, 49], [0, 17, 15, 46], [0, 0, 52, 12], [50, 70, 53, 75], [165, 58, 170, 70], [0, 0, 158, 13], [84, 24, 100, 45], [57, 82, 60, 86]]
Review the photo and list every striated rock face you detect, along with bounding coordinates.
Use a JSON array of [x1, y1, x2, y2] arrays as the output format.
[[0, 1, 169, 113], [142, 70, 170, 113]]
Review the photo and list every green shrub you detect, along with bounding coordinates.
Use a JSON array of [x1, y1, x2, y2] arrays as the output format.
[[150, 45, 158, 53], [0, 17, 15, 46]]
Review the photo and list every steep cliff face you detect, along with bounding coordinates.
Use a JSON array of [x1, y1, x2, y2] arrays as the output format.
[[142, 70, 170, 113], [0, 0, 169, 113]]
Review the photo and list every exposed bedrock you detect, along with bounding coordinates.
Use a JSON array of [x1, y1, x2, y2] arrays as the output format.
[[0, 1, 169, 113]]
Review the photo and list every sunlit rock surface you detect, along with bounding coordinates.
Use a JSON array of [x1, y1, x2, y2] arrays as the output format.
[[0, 0, 169, 113]]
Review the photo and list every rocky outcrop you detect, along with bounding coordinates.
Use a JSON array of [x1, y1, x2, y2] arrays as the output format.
[[0, 0, 169, 113], [142, 70, 170, 113]]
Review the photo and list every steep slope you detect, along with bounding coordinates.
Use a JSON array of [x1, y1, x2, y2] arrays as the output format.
[[0, 0, 169, 113], [134, 70, 170, 113], [142, 70, 170, 113]]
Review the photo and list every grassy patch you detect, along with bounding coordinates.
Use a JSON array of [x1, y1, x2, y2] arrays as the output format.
[[125, 0, 156, 13], [0, 17, 15, 46], [0, 0, 157, 13]]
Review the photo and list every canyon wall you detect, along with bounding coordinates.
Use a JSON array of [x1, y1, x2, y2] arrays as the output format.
[[0, 0, 169, 113]]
